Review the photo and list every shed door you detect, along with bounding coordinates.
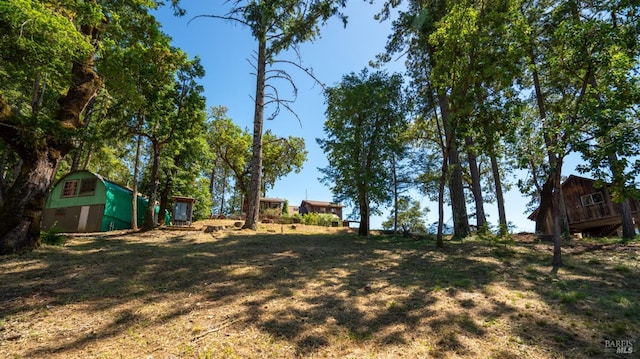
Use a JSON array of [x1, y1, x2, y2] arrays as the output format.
[[175, 202, 188, 221], [77, 206, 90, 232]]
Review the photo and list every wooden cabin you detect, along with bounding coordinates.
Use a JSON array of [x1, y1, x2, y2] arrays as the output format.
[[299, 200, 344, 220], [530, 175, 640, 236], [259, 197, 285, 212], [241, 197, 285, 215], [42, 170, 150, 232]]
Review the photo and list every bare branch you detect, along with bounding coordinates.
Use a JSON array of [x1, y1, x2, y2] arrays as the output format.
[[271, 58, 326, 90], [187, 14, 250, 27]]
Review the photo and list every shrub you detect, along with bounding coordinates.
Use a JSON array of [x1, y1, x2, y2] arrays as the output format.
[[299, 213, 341, 227], [261, 207, 282, 220], [301, 212, 319, 226], [41, 223, 66, 246], [317, 213, 340, 227]]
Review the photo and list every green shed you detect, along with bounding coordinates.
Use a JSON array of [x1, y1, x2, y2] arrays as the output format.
[[42, 170, 149, 232]]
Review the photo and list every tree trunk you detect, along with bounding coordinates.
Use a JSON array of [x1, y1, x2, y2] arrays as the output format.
[[559, 186, 570, 239], [143, 141, 162, 230], [0, 149, 61, 254], [465, 136, 487, 232], [608, 153, 637, 239], [82, 142, 94, 170], [0, 149, 8, 206], [551, 157, 563, 269], [209, 162, 216, 215], [70, 96, 97, 171], [536, 178, 554, 235], [131, 133, 143, 231], [437, 91, 469, 239], [220, 169, 227, 215], [358, 188, 370, 237], [620, 199, 635, 240], [490, 151, 508, 235], [243, 35, 267, 230], [437, 154, 448, 248], [158, 174, 173, 227], [0, 42, 102, 253], [392, 156, 399, 234]]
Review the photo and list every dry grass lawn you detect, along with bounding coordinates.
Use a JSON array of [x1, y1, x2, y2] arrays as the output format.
[[1, 220, 639, 358]]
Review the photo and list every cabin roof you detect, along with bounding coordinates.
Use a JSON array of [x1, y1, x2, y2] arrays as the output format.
[[301, 200, 343, 208], [260, 197, 284, 203]]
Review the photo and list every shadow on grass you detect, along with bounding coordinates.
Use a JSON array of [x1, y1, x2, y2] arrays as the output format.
[[0, 231, 638, 357]]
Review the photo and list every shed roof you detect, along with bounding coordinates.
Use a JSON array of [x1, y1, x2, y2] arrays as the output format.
[[53, 170, 130, 193], [173, 196, 197, 203]]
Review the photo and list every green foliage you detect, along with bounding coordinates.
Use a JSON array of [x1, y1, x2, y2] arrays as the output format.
[[261, 208, 282, 220], [318, 69, 409, 219], [300, 213, 319, 226], [299, 213, 340, 227], [189, 177, 213, 221], [40, 224, 66, 246], [262, 131, 308, 193], [381, 197, 429, 234], [206, 107, 307, 199], [0, 0, 95, 87]]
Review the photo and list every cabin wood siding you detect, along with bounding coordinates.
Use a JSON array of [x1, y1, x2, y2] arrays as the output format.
[[563, 176, 614, 224], [549, 175, 640, 234]]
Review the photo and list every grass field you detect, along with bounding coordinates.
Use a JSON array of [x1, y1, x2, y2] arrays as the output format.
[[1, 220, 638, 358]]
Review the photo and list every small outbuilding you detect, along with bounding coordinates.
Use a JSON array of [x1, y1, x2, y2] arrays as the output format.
[[172, 196, 196, 226], [42, 170, 149, 232]]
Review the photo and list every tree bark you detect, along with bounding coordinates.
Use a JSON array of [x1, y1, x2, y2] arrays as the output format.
[[620, 199, 635, 240], [131, 130, 143, 231], [220, 169, 227, 215], [358, 188, 370, 236], [0, 149, 61, 254], [143, 140, 162, 230], [465, 136, 487, 232], [209, 161, 217, 216], [392, 156, 399, 234], [158, 176, 172, 226], [0, 148, 8, 206], [243, 35, 267, 230], [549, 155, 564, 269], [608, 153, 637, 239], [437, 91, 469, 239], [437, 153, 448, 248], [70, 96, 97, 171], [536, 178, 554, 235], [490, 151, 508, 235]]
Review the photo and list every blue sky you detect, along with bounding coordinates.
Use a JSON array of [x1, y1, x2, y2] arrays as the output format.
[[151, 1, 576, 232]]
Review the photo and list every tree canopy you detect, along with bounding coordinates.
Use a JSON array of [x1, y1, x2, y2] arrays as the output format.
[[318, 69, 409, 236]]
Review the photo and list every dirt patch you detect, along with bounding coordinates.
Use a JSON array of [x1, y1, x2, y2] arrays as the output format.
[[1, 223, 638, 358]]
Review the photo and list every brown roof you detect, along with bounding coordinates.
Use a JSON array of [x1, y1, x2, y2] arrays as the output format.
[[260, 197, 284, 203], [173, 196, 196, 203], [301, 200, 343, 207]]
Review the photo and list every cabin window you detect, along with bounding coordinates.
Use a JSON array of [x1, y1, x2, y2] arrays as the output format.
[[61, 180, 78, 197], [79, 178, 97, 196], [581, 192, 605, 207]]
